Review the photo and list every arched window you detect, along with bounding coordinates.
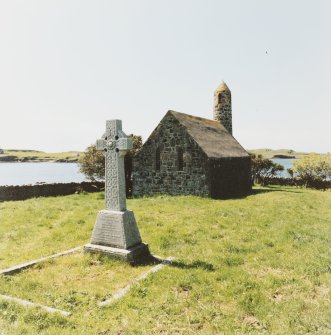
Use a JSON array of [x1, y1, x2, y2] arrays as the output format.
[[155, 148, 160, 171], [177, 147, 183, 171], [218, 93, 223, 104]]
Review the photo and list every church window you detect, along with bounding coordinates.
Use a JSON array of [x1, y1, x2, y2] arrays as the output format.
[[177, 147, 183, 171], [155, 148, 160, 171]]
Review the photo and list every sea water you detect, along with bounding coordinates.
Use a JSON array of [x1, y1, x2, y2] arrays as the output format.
[[0, 159, 296, 186], [0, 162, 86, 186]]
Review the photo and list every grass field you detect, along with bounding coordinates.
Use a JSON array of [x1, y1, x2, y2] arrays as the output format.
[[0, 187, 330, 334], [0, 150, 80, 162]]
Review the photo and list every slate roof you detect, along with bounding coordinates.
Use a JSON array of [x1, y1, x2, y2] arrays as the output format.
[[168, 110, 249, 159]]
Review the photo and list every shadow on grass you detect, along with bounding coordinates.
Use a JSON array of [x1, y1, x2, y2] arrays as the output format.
[[210, 186, 303, 200], [170, 260, 215, 272], [95, 252, 158, 268], [132, 256, 215, 272], [131, 254, 164, 267], [251, 187, 303, 195], [91, 250, 215, 270]]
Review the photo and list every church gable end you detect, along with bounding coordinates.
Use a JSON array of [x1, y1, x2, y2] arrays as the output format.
[[132, 112, 210, 197]]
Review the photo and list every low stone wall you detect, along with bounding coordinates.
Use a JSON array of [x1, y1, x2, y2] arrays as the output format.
[[258, 177, 331, 190], [0, 182, 104, 202]]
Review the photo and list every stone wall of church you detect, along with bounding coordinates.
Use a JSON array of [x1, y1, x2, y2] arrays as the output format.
[[207, 157, 252, 198], [132, 114, 210, 197]]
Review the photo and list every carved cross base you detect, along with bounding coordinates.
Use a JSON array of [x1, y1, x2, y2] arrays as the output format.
[[84, 210, 150, 263], [84, 242, 150, 264]]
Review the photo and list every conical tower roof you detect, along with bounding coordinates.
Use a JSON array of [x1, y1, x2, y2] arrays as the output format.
[[215, 81, 230, 93]]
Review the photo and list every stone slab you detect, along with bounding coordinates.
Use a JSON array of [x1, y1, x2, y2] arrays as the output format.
[[0, 294, 71, 316], [90, 210, 142, 249], [98, 256, 174, 306], [0, 246, 82, 276], [84, 242, 150, 264]]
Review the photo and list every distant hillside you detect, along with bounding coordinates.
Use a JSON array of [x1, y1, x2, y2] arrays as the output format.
[[0, 149, 81, 162], [0, 148, 325, 162], [248, 148, 320, 159]]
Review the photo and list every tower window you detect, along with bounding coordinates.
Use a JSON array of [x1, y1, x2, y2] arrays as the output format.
[[155, 148, 160, 171], [177, 147, 183, 171]]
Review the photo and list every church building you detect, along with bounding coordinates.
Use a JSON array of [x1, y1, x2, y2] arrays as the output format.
[[132, 82, 251, 199]]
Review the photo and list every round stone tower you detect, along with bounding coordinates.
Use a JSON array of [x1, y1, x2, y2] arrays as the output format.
[[213, 81, 232, 135]]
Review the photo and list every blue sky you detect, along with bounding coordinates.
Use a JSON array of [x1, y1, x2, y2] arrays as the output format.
[[0, 0, 330, 152]]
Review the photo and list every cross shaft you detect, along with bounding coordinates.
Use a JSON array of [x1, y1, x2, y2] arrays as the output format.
[[96, 120, 132, 211]]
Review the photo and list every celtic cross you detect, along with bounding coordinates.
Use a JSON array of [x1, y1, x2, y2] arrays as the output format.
[[96, 120, 132, 211]]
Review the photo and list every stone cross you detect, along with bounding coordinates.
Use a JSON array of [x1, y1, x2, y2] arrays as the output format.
[[96, 120, 132, 211], [85, 119, 149, 262]]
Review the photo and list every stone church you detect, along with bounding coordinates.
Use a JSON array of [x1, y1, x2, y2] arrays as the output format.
[[132, 82, 251, 198]]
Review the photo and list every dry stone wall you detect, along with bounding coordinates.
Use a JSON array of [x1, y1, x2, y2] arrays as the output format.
[[258, 177, 331, 189], [0, 181, 104, 202]]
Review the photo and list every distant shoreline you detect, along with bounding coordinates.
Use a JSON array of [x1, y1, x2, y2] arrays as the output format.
[[0, 150, 80, 163], [0, 148, 325, 163], [0, 159, 78, 163], [247, 148, 325, 159]]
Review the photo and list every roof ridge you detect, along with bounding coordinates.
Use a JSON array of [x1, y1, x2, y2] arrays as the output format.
[[167, 110, 248, 158], [168, 110, 220, 125]]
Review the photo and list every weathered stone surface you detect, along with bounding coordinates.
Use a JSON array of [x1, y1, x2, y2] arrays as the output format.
[[96, 120, 132, 211], [90, 210, 142, 249], [98, 256, 173, 306], [133, 113, 210, 197], [214, 81, 232, 135], [84, 243, 149, 263], [0, 294, 71, 316], [0, 247, 81, 276]]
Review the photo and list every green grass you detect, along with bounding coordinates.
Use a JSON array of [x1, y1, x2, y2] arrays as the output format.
[[0, 186, 331, 334], [0, 150, 81, 162], [0, 252, 154, 313]]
